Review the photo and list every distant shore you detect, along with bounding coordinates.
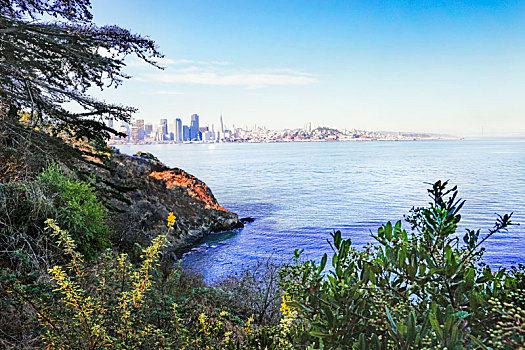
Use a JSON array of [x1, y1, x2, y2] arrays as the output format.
[[109, 136, 462, 146]]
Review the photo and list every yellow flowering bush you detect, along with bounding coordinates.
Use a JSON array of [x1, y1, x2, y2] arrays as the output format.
[[3, 213, 257, 349], [37, 219, 168, 349]]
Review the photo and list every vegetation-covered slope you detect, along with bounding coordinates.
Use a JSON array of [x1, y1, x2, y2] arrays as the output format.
[[1, 1, 523, 349]]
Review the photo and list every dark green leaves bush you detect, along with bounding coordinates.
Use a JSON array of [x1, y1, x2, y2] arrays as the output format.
[[279, 181, 519, 349]]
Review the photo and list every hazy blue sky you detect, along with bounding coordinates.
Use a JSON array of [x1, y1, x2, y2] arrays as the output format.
[[91, 0, 524, 136]]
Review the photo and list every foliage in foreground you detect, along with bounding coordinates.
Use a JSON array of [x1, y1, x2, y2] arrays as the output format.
[[1, 180, 524, 349], [277, 181, 523, 349], [1, 216, 262, 349]]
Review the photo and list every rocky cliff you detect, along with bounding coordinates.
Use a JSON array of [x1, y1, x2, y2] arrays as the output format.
[[103, 150, 243, 258]]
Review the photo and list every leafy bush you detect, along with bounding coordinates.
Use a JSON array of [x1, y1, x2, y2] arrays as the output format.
[[279, 181, 518, 349], [36, 219, 170, 349], [37, 164, 110, 260], [0, 163, 110, 270]]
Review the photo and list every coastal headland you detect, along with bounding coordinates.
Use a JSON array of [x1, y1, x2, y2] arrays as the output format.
[[102, 150, 243, 258]]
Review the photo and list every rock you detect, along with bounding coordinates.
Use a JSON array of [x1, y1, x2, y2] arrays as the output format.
[[150, 169, 227, 211], [99, 152, 243, 258], [240, 217, 255, 223]]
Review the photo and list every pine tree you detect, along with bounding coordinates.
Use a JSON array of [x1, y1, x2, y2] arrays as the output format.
[[0, 0, 163, 182], [0, 0, 162, 140]]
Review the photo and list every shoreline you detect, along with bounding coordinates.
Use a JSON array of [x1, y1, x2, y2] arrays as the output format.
[[109, 136, 464, 146]]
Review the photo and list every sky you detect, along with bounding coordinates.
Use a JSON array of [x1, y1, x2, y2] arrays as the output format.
[[90, 0, 525, 137]]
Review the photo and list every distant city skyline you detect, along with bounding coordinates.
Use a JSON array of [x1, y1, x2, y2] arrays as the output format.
[[91, 0, 525, 137], [112, 113, 457, 145], [133, 113, 450, 135]]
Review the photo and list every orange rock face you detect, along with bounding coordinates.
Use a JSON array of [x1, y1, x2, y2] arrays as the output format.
[[150, 169, 227, 212]]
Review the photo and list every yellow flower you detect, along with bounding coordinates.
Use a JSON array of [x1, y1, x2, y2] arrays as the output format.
[[167, 212, 176, 227], [223, 331, 231, 345], [198, 313, 206, 326], [280, 293, 291, 316]]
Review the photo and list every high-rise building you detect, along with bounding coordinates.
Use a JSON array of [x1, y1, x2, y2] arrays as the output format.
[[144, 123, 153, 136], [160, 119, 168, 136], [155, 125, 165, 141], [175, 118, 182, 142], [119, 123, 130, 141], [190, 114, 200, 141], [304, 122, 312, 133], [220, 113, 224, 134], [131, 126, 139, 142], [132, 119, 145, 140], [183, 125, 190, 141]]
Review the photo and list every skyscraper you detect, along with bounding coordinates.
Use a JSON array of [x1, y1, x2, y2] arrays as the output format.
[[119, 123, 130, 141], [175, 118, 182, 142], [190, 114, 200, 141], [183, 125, 190, 141], [144, 123, 153, 136], [155, 124, 165, 141], [218, 114, 225, 140], [160, 118, 168, 136], [133, 119, 145, 140]]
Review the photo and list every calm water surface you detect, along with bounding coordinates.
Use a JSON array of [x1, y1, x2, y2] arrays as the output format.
[[117, 139, 525, 281]]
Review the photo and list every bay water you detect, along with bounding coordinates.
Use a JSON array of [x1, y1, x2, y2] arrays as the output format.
[[116, 138, 525, 281]]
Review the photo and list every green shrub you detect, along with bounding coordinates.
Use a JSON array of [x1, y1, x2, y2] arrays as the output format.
[[0, 163, 110, 269], [36, 164, 110, 260], [279, 181, 517, 349]]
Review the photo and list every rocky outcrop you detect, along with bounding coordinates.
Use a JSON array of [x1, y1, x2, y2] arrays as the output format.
[[102, 151, 242, 258], [150, 169, 227, 211]]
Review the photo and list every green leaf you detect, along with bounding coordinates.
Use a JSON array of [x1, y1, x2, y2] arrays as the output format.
[[358, 333, 367, 350], [407, 311, 416, 343], [309, 330, 329, 338], [320, 253, 327, 272], [332, 253, 339, 268], [385, 222, 393, 241], [429, 312, 443, 343], [333, 231, 342, 249], [445, 245, 452, 262], [467, 334, 489, 350], [385, 306, 398, 335]]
